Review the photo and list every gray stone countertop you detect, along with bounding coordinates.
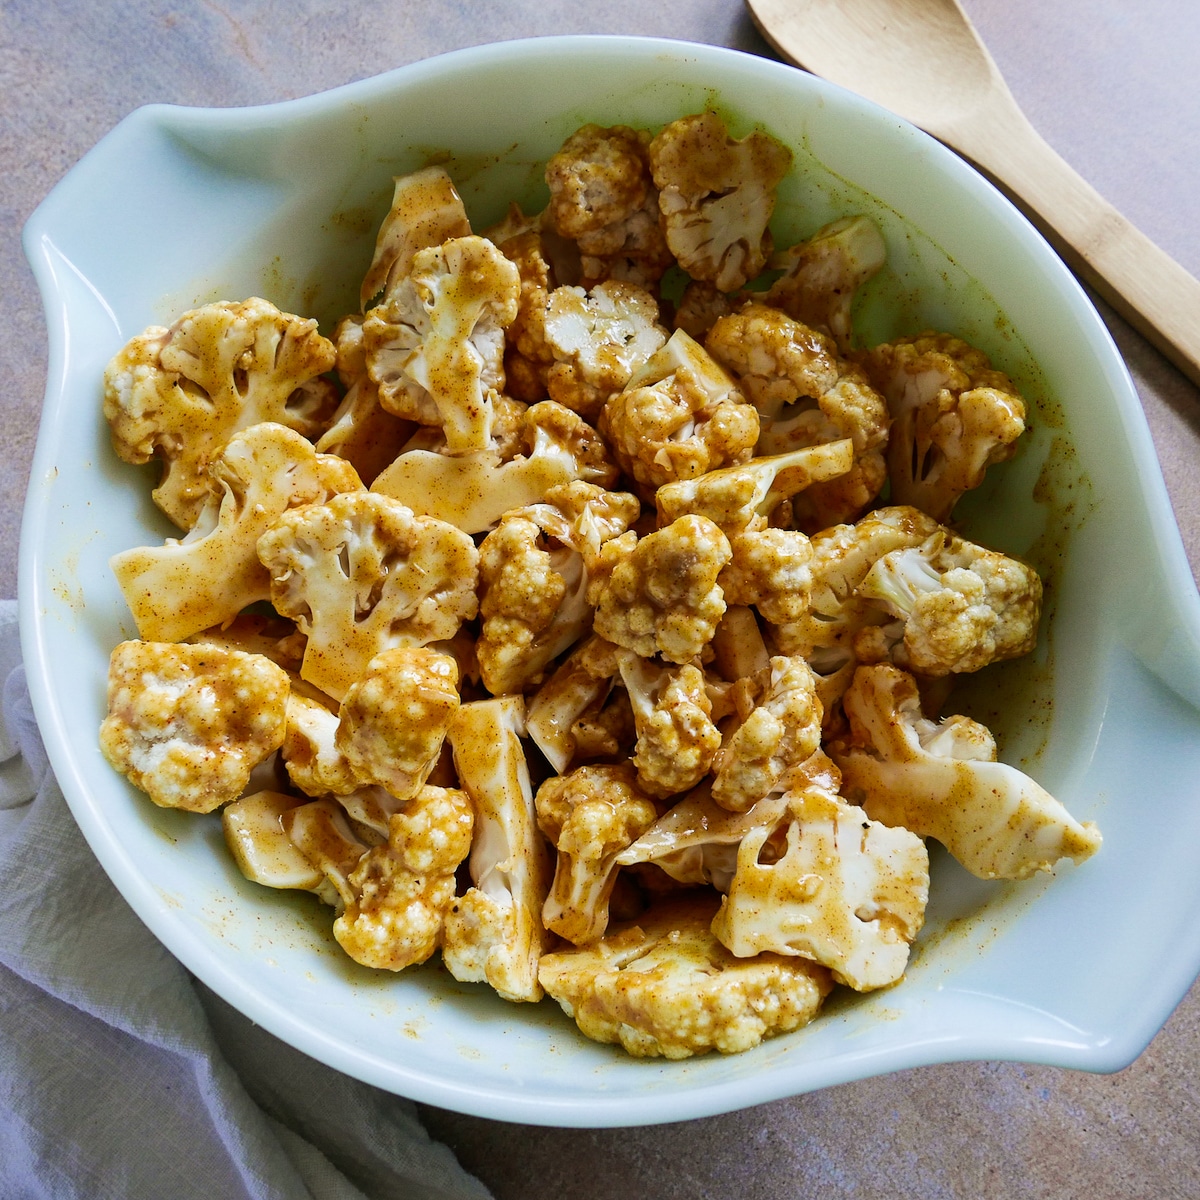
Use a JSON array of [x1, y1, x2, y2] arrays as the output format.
[[3, 1, 1199, 1196]]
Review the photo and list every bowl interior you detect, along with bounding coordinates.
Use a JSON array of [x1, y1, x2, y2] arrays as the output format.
[[21, 36, 1200, 1125]]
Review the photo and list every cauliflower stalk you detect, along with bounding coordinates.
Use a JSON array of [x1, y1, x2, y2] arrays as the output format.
[[832, 664, 1102, 880], [443, 697, 553, 1002], [535, 763, 658, 945]]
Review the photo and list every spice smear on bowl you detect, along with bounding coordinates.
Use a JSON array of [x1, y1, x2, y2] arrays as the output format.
[[97, 112, 1101, 1060]]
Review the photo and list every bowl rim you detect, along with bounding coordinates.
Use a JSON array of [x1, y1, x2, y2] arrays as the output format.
[[19, 33, 1200, 1126]]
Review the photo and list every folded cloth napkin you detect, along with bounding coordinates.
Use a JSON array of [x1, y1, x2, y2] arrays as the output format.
[[0, 602, 493, 1200]]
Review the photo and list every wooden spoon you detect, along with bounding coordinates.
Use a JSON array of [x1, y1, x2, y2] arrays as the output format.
[[745, 0, 1200, 387]]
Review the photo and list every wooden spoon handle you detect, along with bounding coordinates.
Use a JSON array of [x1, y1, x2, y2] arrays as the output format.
[[959, 108, 1200, 386]]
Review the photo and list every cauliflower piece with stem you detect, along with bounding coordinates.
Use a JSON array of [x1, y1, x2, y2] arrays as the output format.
[[856, 526, 1043, 676], [100, 640, 290, 814], [599, 328, 760, 498], [371, 398, 619, 535], [648, 111, 793, 292], [103, 298, 339, 529], [525, 635, 625, 773], [865, 331, 1027, 522], [359, 166, 473, 308], [282, 797, 371, 909], [655, 442, 854, 534], [477, 482, 641, 696], [362, 235, 520, 454], [617, 651, 722, 800], [832, 664, 1102, 880], [443, 696, 553, 1002], [332, 784, 474, 971], [335, 646, 461, 801], [710, 655, 823, 812], [592, 514, 732, 665], [710, 769, 930, 992], [706, 303, 890, 529], [544, 123, 673, 287], [541, 280, 668, 421], [773, 505, 942, 712], [764, 215, 887, 352], [111, 422, 363, 644], [538, 892, 832, 1058], [535, 762, 659, 945], [256, 490, 479, 701]]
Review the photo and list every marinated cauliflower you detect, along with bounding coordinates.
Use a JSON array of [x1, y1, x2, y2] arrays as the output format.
[[103, 298, 339, 529], [856, 526, 1043, 676], [710, 771, 930, 992], [539, 893, 833, 1058], [111, 422, 363, 644], [600, 329, 760, 497], [476, 481, 640, 695], [335, 646, 461, 801], [832, 664, 1102, 880], [865, 331, 1027, 522], [256, 490, 479, 700], [100, 640, 290, 813], [443, 697, 553, 1002], [648, 112, 792, 292], [710, 655, 823, 812], [535, 762, 659, 945], [333, 784, 474, 971], [592, 514, 732, 665], [618, 651, 722, 799], [362, 234, 520, 454]]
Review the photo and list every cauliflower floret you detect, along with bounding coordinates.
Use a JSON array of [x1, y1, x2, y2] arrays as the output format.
[[111, 422, 363, 644], [599, 329, 760, 498], [706, 303, 890, 529], [774, 505, 942, 712], [99, 640, 290, 813], [371, 399, 619, 535], [477, 482, 641, 695], [617, 651, 721, 799], [710, 656, 823, 812], [856, 526, 1043, 676], [256, 490, 479, 700], [535, 762, 659, 945], [710, 770, 930, 992], [592, 514, 731, 665], [280, 689, 359, 796], [443, 696, 553, 1002], [648, 112, 792, 292], [544, 123, 674, 287], [865, 331, 1027, 522], [335, 646, 461, 800], [359, 166, 473, 308], [764, 215, 887, 352], [541, 281, 668, 420], [719, 528, 815, 627], [332, 784, 474, 971], [538, 893, 832, 1058], [832, 664, 1102, 880], [103, 298, 339, 529], [362, 235, 520, 454]]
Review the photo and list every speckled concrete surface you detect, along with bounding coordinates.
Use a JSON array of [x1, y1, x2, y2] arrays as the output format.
[[3, 1, 1199, 1195]]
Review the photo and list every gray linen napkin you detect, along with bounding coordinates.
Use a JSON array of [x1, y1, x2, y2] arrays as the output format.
[[0, 602, 492, 1200]]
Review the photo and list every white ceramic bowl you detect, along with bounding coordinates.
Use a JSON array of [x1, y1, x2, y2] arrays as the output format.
[[21, 36, 1200, 1127]]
